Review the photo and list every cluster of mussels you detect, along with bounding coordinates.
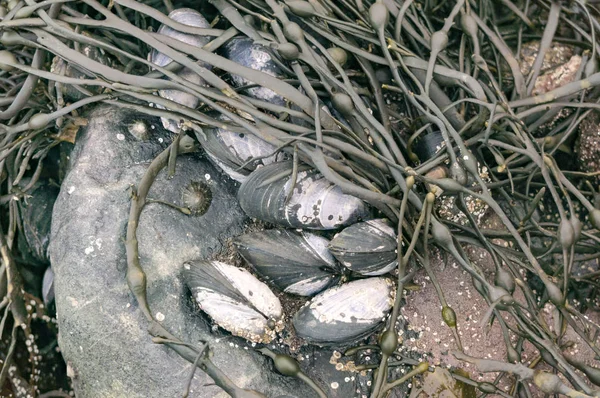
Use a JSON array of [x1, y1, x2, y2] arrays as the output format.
[[148, 8, 401, 347]]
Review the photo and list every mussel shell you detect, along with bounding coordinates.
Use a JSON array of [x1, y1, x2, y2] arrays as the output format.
[[17, 180, 58, 265], [150, 8, 211, 67], [150, 9, 211, 132], [328, 219, 397, 276], [238, 161, 371, 230], [50, 42, 110, 102], [234, 229, 342, 296], [42, 266, 54, 307], [196, 114, 285, 182], [220, 37, 285, 106], [413, 131, 445, 163], [293, 278, 394, 345], [183, 260, 283, 343]]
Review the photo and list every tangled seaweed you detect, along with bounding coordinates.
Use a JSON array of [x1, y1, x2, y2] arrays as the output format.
[[2, 0, 600, 396]]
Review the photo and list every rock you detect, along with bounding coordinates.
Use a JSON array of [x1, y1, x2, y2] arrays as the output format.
[[576, 110, 600, 185], [302, 348, 371, 398], [49, 105, 315, 398], [530, 54, 581, 96], [519, 41, 575, 77]]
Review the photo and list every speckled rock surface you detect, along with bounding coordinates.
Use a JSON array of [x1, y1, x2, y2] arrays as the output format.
[[49, 105, 315, 398], [577, 110, 600, 185]]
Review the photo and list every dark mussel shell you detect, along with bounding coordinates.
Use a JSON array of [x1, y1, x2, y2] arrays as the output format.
[[237, 161, 371, 230], [196, 114, 285, 182], [183, 260, 284, 343], [150, 8, 211, 132], [234, 229, 342, 296], [413, 131, 445, 163], [220, 37, 285, 106], [328, 219, 397, 276], [292, 278, 395, 346]]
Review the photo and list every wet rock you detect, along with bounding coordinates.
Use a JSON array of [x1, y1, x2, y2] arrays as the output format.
[[519, 41, 575, 77], [531, 54, 581, 96], [49, 105, 315, 398]]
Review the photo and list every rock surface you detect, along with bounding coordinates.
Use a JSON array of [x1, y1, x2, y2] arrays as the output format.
[[49, 105, 316, 398], [577, 110, 600, 185]]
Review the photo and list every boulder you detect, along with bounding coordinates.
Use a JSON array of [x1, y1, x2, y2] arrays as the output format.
[[49, 105, 315, 397]]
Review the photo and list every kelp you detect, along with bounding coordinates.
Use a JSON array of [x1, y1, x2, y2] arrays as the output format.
[[2, 0, 600, 397]]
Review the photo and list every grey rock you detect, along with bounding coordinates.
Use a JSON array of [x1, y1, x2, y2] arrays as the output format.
[[49, 105, 315, 398]]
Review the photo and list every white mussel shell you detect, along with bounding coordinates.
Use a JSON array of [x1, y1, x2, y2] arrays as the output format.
[[149, 8, 211, 132], [183, 260, 284, 343], [234, 229, 342, 296], [238, 161, 371, 230], [328, 219, 398, 276], [293, 278, 395, 345], [196, 114, 285, 183]]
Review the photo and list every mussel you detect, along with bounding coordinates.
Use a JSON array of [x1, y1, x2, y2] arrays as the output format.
[[183, 260, 284, 343], [234, 229, 342, 296], [42, 266, 54, 308], [150, 8, 211, 132], [196, 114, 285, 182], [50, 39, 110, 102], [411, 131, 445, 163], [292, 278, 395, 345], [237, 161, 371, 229], [220, 37, 285, 106], [328, 219, 398, 276]]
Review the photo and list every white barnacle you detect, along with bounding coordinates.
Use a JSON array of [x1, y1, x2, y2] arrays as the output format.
[[127, 120, 149, 141]]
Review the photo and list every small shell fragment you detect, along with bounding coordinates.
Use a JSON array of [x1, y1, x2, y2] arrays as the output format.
[[183, 260, 284, 343], [293, 278, 395, 345], [328, 219, 397, 276], [234, 229, 342, 296]]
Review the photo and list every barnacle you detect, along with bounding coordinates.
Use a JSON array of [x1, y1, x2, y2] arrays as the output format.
[[127, 120, 150, 141], [181, 180, 212, 216]]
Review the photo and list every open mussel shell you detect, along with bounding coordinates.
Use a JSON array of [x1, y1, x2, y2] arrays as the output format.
[[183, 260, 284, 343], [196, 114, 285, 182], [149, 8, 211, 132], [220, 37, 285, 106], [238, 161, 371, 230], [234, 229, 342, 296], [293, 278, 395, 346], [328, 219, 397, 276]]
